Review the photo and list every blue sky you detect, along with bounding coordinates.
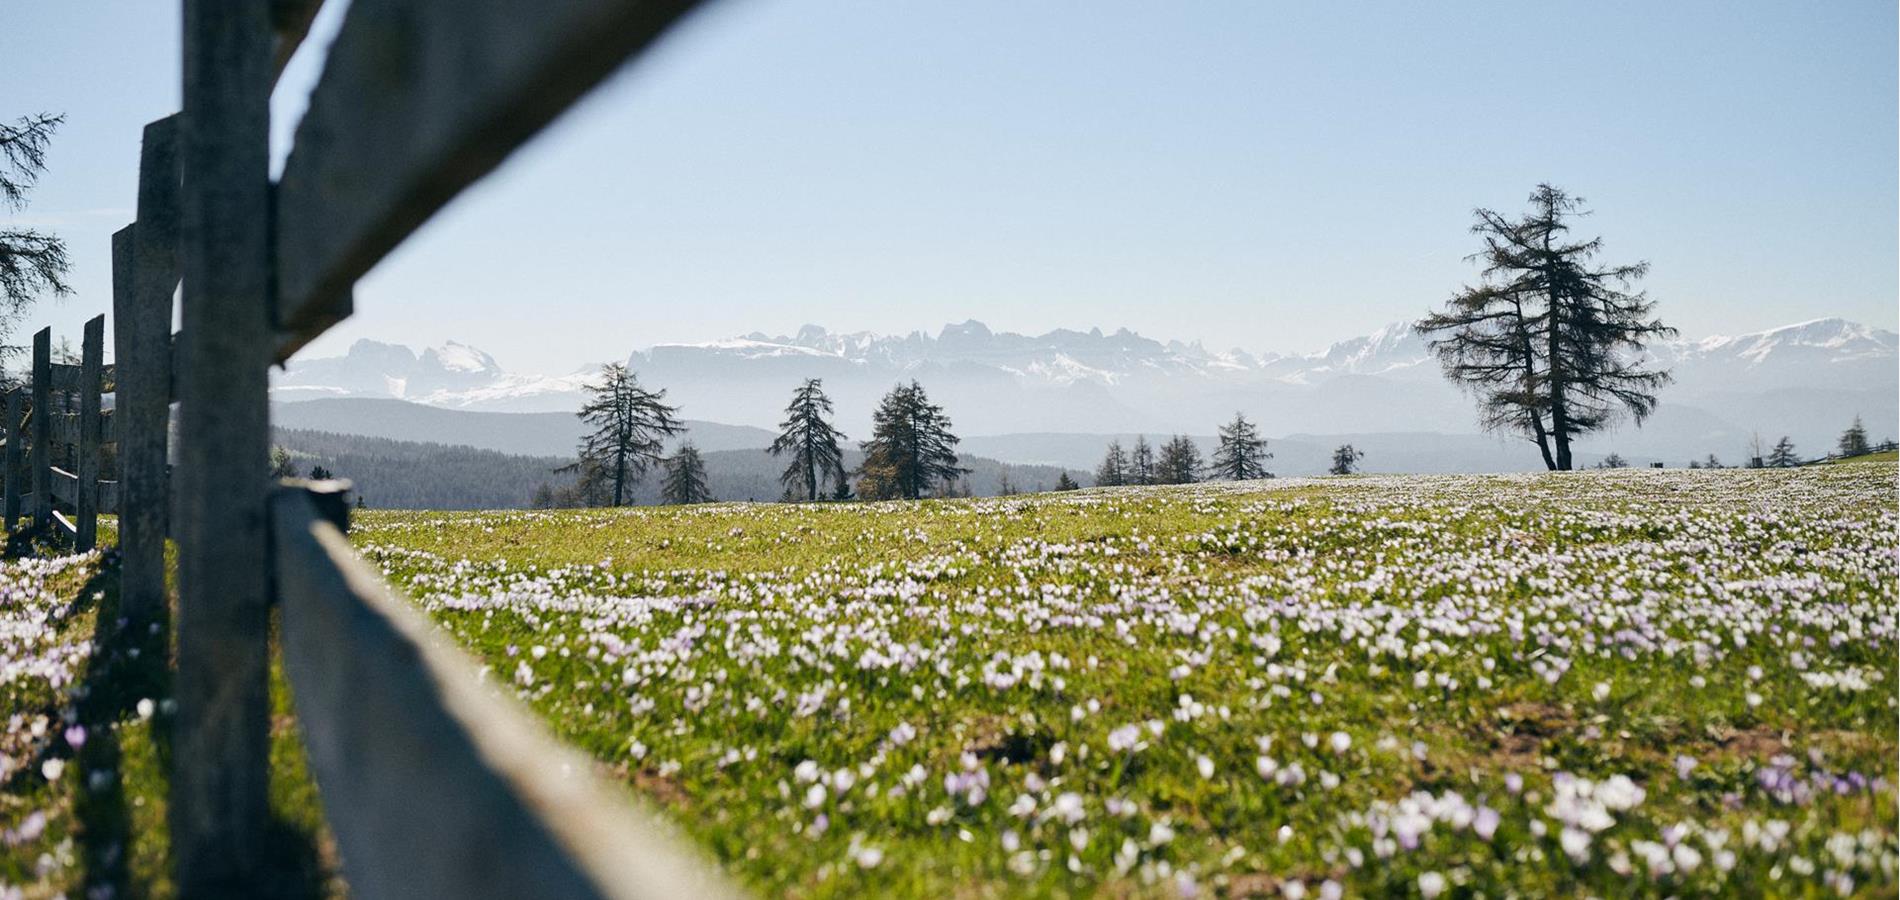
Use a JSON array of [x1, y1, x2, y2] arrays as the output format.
[[4, 0, 1895, 373]]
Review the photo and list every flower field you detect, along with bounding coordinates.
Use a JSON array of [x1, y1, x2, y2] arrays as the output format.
[[353, 462, 1898, 897]]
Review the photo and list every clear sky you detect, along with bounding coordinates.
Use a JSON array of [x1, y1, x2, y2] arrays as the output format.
[[4, 0, 1895, 373]]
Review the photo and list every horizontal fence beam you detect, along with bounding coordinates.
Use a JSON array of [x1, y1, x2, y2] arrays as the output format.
[[273, 0, 701, 350], [270, 487, 737, 900], [48, 467, 76, 506]]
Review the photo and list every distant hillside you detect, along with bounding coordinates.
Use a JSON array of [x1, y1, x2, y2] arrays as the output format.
[[273, 397, 774, 458], [959, 431, 1652, 475], [274, 428, 1086, 510]]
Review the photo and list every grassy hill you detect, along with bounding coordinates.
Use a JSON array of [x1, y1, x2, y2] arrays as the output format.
[[345, 462, 1898, 897]]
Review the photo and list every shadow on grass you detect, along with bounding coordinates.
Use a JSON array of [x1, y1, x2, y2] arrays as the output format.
[[67, 554, 339, 899]]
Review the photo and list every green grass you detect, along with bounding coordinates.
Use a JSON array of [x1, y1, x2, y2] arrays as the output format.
[[351, 462, 1899, 897], [4, 465, 1892, 897], [1823, 449, 1898, 465], [0, 537, 342, 898]]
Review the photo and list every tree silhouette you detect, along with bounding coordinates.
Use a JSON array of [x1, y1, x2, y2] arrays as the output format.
[[662, 443, 712, 505], [1, 113, 70, 367], [1094, 440, 1128, 487], [569, 363, 682, 506], [1129, 436, 1156, 486], [1767, 436, 1800, 468], [1418, 184, 1675, 470], [1210, 413, 1271, 481], [1838, 416, 1870, 458], [857, 381, 967, 500], [1156, 436, 1201, 485], [770, 378, 849, 502], [1329, 444, 1364, 476]]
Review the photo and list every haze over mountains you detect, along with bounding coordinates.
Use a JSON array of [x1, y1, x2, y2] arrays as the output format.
[[274, 317, 1897, 472]]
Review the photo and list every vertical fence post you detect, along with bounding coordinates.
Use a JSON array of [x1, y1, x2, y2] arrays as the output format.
[[2, 389, 18, 531], [76, 314, 104, 551], [30, 328, 49, 533], [117, 115, 179, 621], [173, 0, 274, 891]]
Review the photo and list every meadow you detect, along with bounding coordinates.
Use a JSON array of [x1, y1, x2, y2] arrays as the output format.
[[342, 463, 1898, 897]]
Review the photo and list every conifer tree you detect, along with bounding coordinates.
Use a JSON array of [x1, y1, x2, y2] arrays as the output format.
[[1094, 440, 1128, 487], [770, 378, 849, 502], [1, 113, 70, 365], [662, 442, 712, 505], [1209, 413, 1271, 481], [1129, 436, 1156, 485], [1703, 453, 1722, 469], [1156, 435, 1202, 485], [1329, 444, 1364, 476], [569, 363, 682, 506], [1055, 471, 1080, 491], [1417, 184, 1675, 470], [1838, 415, 1870, 458], [1767, 436, 1800, 468], [857, 381, 968, 500], [307, 464, 334, 481], [269, 446, 298, 479]]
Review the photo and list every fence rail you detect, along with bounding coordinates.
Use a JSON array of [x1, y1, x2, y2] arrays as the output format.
[[1, 317, 118, 547], [43, 0, 739, 895], [273, 486, 734, 900]]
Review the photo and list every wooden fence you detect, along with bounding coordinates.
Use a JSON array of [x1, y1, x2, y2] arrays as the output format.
[[78, 1, 739, 896], [2, 320, 120, 552]]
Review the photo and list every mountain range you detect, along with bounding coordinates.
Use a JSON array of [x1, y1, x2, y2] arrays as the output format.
[[273, 316, 1897, 470]]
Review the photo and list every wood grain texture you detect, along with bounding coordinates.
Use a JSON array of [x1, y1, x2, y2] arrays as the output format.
[[3, 389, 20, 529], [172, 1, 275, 892], [119, 115, 180, 620], [272, 488, 741, 900], [30, 329, 49, 531], [77, 316, 103, 550]]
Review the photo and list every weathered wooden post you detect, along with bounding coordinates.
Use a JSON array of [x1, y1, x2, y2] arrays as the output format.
[[30, 328, 49, 533], [2, 389, 18, 530], [116, 115, 179, 620], [75, 315, 104, 551], [172, 0, 274, 891]]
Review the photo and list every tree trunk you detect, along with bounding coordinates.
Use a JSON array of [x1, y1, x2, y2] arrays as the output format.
[[805, 432, 817, 501], [1542, 242, 1573, 471], [613, 449, 626, 506]]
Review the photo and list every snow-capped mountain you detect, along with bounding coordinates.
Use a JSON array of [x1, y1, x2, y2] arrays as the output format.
[[273, 317, 1897, 464]]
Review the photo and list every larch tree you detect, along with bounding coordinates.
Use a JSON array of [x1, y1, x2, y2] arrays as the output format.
[[570, 363, 682, 506], [1329, 444, 1364, 476], [1129, 436, 1156, 486], [0, 114, 69, 369], [857, 381, 968, 500], [770, 378, 848, 502], [1094, 440, 1128, 487], [1209, 413, 1271, 481], [1157, 435, 1202, 485], [662, 442, 713, 505], [1417, 184, 1675, 471], [1767, 436, 1800, 468], [1838, 416, 1870, 458]]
